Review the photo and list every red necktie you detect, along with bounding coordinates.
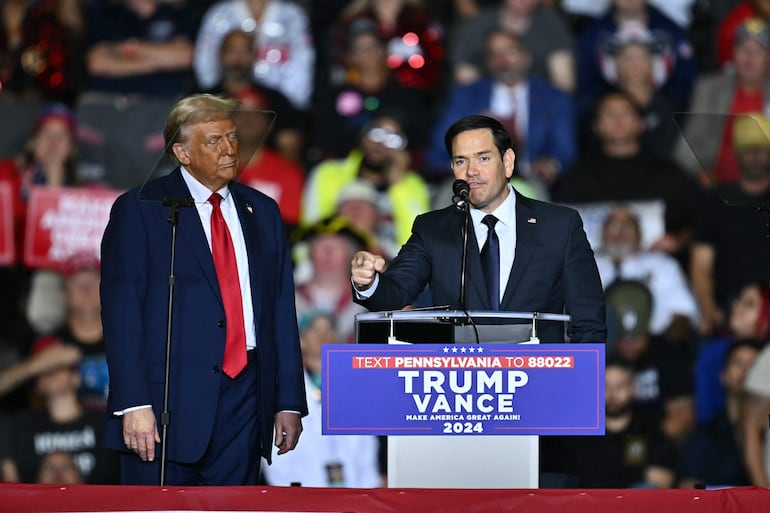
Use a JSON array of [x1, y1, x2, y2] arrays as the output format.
[[209, 193, 247, 378]]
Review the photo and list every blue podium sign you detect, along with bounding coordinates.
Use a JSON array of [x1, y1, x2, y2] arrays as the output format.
[[322, 343, 605, 436]]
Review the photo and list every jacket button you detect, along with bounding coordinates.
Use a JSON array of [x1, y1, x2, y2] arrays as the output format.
[[217, 320, 225, 328], [212, 366, 221, 373]]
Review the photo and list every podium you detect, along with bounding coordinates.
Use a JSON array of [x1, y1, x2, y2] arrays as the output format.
[[354, 310, 571, 489], [355, 309, 571, 346]]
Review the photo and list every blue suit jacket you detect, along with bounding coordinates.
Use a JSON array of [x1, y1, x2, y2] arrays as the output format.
[[357, 191, 607, 343], [425, 77, 577, 175], [100, 169, 307, 464]]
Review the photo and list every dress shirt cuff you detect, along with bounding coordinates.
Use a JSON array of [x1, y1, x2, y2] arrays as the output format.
[[113, 404, 152, 416], [352, 274, 379, 299]]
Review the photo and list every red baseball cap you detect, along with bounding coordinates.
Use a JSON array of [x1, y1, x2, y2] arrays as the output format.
[[34, 103, 77, 135], [60, 251, 100, 278]]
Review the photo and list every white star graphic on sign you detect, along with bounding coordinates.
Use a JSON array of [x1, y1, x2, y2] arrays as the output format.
[[460, 347, 467, 353], [443, 346, 450, 353], [452, 347, 458, 353], [469, 347, 476, 353], [477, 347, 484, 353]]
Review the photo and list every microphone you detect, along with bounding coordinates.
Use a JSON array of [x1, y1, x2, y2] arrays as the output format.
[[162, 196, 195, 208], [452, 179, 470, 208], [452, 179, 470, 198], [453, 179, 471, 311], [451, 179, 480, 343], [162, 196, 195, 224]]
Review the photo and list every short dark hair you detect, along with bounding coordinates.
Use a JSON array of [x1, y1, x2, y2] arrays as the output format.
[[443, 115, 512, 160], [605, 355, 635, 374], [485, 27, 528, 54], [593, 88, 644, 122], [723, 338, 764, 370]]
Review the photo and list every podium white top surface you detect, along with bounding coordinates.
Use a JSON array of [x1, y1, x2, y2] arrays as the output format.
[[355, 309, 570, 322]]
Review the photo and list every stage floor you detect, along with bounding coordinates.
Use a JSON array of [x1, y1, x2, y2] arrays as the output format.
[[1, 484, 769, 513]]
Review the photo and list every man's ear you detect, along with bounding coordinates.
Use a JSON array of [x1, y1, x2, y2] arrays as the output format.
[[504, 148, 515, 179], [172, 143, 190, 165]]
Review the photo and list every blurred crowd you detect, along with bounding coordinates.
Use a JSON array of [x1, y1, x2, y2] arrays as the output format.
[[2, 0, 770, 490]]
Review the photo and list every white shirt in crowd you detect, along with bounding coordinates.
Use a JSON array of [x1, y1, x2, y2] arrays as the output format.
[[595, 249, 699, 335]]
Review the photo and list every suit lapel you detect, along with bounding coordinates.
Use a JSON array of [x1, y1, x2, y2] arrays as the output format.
[[451, 208, 491, 309], [163, 169, 223, 306], [501, 193, 537, 308]]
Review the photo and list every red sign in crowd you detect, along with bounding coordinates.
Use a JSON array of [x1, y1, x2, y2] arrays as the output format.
[[21, 186, 120, 270], [0, 181, 13, 266]]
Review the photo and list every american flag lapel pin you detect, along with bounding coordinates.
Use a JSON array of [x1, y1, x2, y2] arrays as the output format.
[[528, 217, 537, 224]]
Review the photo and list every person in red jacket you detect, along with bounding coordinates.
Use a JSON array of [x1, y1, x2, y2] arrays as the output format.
[[233, 87, 306, 233], [0, 103, 78, 262], [717, 0, 770, 69]]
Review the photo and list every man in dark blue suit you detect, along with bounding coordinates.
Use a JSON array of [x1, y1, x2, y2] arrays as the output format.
[[425, 29, 576, 195], [100, 94, 307, 485], [352, 114, 606, 487], [352, 114, 606, 344]]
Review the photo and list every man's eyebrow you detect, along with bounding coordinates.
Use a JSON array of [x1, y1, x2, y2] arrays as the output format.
[[453, 149, 494, 159], [204, 129, 237, 139]]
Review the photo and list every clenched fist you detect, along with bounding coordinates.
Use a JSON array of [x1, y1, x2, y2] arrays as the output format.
[[351, 251, 386, 291]]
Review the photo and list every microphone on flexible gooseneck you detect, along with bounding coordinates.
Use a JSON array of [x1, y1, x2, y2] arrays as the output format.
[[452, 180, 480, 344], [452, 179, 470, 210], [452, 180, 471, 309]]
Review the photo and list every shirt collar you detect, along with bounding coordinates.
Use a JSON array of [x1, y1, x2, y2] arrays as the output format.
[[470, 183, 517, 228], [180, 166, 231, 204], [493, 80, 529, 99]]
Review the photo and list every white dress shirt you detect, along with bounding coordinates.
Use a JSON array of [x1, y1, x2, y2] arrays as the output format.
[[193, 0, 315, 108], [595, 249, 699, 335], [182, 167, 256, 352], [490, 82, 528, 148]]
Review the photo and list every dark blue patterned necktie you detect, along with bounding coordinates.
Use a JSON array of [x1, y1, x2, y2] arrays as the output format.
[[481, 215, 500, 311]]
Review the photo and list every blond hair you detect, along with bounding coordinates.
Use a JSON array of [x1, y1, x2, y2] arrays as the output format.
[[164, 94, 238, 164]]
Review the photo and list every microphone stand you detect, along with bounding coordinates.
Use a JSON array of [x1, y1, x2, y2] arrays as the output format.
[[529, 312, 541, 344], [159, 196, 194, 486], [453, 193, 480, 344], [457, 199, 470, 311]]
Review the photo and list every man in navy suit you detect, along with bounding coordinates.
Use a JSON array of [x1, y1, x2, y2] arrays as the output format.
[[100, 94, 307, 485], [352, 114, 605, 487], [425, 29, 576, 196], [353, 114, 606, 344]]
